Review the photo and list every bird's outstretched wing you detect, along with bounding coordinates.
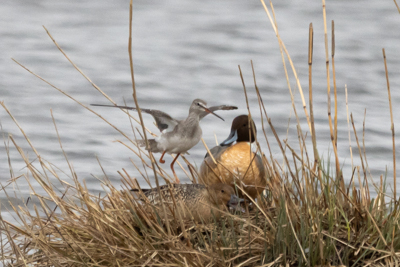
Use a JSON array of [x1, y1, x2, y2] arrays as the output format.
[[91, 104, 180, 132], [199, 105, 238, 120]]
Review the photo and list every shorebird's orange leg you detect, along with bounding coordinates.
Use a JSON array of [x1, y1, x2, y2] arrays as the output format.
[[170, 153, 181, 183], [159, 151, 166, 164]]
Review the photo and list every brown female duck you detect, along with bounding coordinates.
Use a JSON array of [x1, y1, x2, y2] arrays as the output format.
[[199, 115, 266, 199], [131, 183, 242, 222]]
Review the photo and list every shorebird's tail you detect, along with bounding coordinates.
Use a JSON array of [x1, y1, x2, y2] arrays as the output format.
[[136, 139, 161, 153]]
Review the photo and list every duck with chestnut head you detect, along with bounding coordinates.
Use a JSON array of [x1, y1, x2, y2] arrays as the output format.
[[199, 115, 267, 199]]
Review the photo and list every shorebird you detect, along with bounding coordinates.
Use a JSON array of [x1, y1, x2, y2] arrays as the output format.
[[198, 115, 267, 199], [130, 183, 243, 222], [91, 99, 237, 183]]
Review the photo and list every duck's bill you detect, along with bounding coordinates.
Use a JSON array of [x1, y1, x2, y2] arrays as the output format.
[[220, 130, 238, 146], [205, 108, 224, 121], [227, 194, 244, 208]]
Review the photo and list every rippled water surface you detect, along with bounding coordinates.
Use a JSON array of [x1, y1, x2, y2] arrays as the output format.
[[1, 0, 400, 220]]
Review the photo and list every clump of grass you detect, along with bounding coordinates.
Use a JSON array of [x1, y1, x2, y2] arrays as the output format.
[[1, 1, 400, 266]]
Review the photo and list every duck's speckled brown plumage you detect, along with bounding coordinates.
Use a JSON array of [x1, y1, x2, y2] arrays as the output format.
[[199, 115, 267, 199], [131, 183, 238, 222]]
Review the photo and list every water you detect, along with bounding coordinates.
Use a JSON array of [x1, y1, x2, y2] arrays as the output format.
[[1, 0, 400, 217]]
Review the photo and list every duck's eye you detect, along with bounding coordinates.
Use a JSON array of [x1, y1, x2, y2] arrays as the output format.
[[221, 189, 225, 193], [243, 124, 247, 127]]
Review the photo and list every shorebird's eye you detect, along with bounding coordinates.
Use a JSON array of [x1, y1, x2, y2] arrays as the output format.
[[221, 189, 225, 193]]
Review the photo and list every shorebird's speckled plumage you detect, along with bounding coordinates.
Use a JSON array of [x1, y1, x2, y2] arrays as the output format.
[[199, 115, 267, 199], [91, 99, 237, 183], [131, 183, 241, 222]]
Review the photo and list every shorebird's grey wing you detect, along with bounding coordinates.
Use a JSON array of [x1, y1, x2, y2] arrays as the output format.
[[144, 109, 180, 132], [90, 104, 179, 132], [199, 105, 238, 120]]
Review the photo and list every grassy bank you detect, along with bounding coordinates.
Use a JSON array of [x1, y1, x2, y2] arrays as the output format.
[[1, 1, 399, 266]]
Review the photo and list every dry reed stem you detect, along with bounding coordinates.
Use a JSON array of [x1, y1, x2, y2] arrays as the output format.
[[362, 110, 372, 199], [238, 64, 265, 184], [322, 1, 342, 186], [238, 64, 261, 160], [15, 28, 180, 187], [128, 0, 152, 165], [250, 61, 275, 171], [50, 110, 75, 181], [270, 8, 302, 157], [123, 100, 154, 178], [174, 156, 193, 181], [345, 85, 354, 171], [307, 22, 321, 210], [201, 138, 217, 165], [43, 24, 167, 178], [382, 48, 396, 203], [394, 0, 400, 13], [238, 65, 251, 119], [127, 1, 172, 232], [308, 23, 319, 174], [285, 201, 308, 265], [260, 0, 312, 134], [331, 21, 338, 149], [0, 102, 40, 158], [350, 114, 368, 206], [42, 26, 155, 137], [10, 59, 144, 153]]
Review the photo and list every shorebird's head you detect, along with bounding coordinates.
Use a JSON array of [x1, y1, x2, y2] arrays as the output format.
[[190, 99, 224, 121], [220, 115, 257, 146]]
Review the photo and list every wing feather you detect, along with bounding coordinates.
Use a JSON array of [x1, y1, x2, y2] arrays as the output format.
[[91, 104, 180, 132]]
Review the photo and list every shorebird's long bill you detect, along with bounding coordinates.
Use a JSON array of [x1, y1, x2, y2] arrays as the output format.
[[220, 130, 238, 146], [204, 108, 224, 121]]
